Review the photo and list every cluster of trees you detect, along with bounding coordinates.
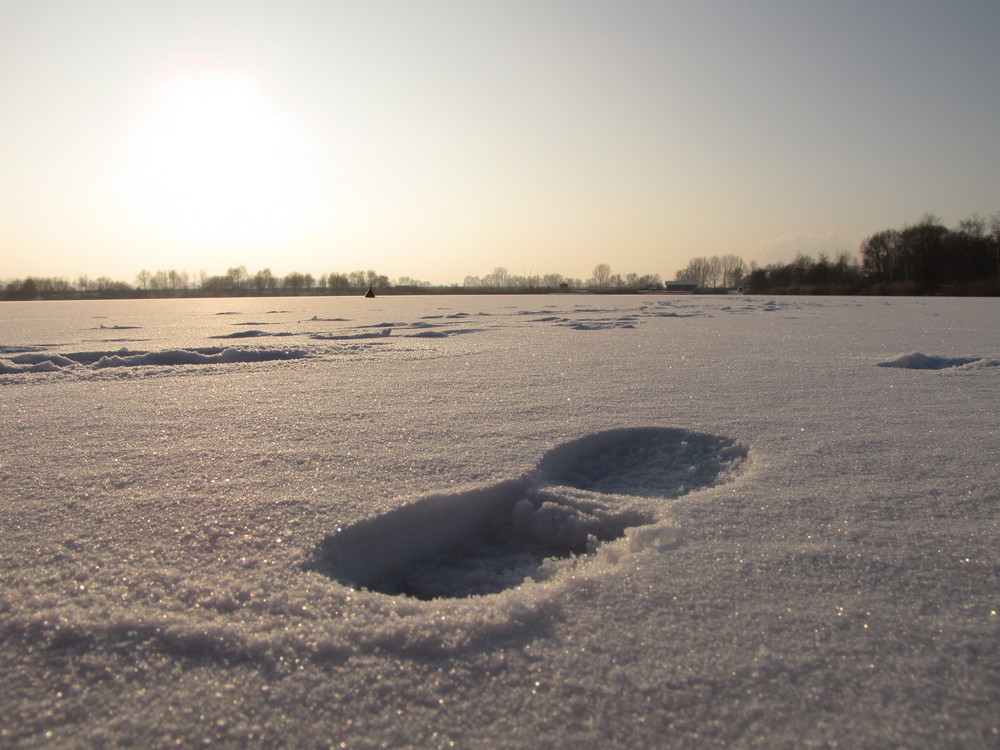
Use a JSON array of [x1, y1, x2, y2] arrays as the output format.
[[742, 251, 864, 294], [859, 213, 999, 294], [3, 262, 669, 301], [5, 211, 998, 300], [1, 266, 432, 301], [1, 275, 134, 300], [463, 267, 578, 290], [676, 212, 999, 295], [461, 265, 662, 292], [583, 263, 663, 291], [130, 266, 407, 295], [672, 255, 747, 289]]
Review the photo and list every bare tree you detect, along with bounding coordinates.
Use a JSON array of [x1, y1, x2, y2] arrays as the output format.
[[860, 229, 900, 283], [283, 272, 306, 293], [226, 266, 248, 291], [168, 269, 189, 290], [484, 267, 511, 288], [590, 263, 613, 287], [327, 273, 350, 292], [253, 268, 275, 292], [675, 257, 711, 287], [542, 273, 564, 288], [365, 270, 389, 289]]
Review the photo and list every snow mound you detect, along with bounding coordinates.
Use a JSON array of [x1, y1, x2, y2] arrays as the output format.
[[876, 352, 996, 370], [308, 427, 748, 599], [210, 329, 269, 338], [406, 328, 484, 338], [0, 346, 309, 374], [91, 348, 308, 368], [564, 320, 638, 330], [309, 329, 392, 341]]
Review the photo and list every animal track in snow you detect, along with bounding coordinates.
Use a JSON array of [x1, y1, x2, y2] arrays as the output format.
[[308, 427, 748, 600]]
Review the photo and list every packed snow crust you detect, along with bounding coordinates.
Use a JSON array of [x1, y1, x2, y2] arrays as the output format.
[[0, 294, 997, 748]]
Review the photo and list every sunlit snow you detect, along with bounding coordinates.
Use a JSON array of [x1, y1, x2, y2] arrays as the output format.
[[1, 294, 997, 748]]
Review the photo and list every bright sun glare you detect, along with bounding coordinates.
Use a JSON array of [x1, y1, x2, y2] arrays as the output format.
[[120, 65, 319, 243]]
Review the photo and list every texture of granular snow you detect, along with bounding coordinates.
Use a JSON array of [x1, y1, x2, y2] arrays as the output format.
[[0, 294, 997, 748]]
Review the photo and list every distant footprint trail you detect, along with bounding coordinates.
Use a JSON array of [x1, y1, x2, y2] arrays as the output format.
[[308, 427, 748, 600]]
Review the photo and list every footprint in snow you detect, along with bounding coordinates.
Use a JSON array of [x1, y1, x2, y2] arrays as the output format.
[[307, 427, 748, 600]]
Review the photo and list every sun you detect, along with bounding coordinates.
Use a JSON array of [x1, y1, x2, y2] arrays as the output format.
[[119, 62, 320, 243]]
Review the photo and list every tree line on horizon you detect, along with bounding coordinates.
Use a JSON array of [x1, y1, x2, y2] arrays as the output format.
[[0, 263, 667, 300], [461, 264, 663, 291], [0, 266, 422, 301], [4, 211, 998, 300]]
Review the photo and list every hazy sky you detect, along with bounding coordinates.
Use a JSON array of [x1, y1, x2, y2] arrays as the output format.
[[3, 1, 999, 285]]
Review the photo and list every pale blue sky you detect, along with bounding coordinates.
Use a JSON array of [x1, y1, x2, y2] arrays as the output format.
[[2, 0, 998, 284]]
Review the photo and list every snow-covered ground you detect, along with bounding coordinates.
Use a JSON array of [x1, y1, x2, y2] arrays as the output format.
[[1, 294, 997, 748]]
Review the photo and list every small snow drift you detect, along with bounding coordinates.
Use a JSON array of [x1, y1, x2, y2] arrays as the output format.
[[405, 328, 484, 339], [90, 348, 308, 368], [876, 352, 992, 370], [564, 320, 637, 330], [309, 329, 392, 341], [0, 346, 309, 374], [208, 330, 273, 339], [308, 427, 748, 600]]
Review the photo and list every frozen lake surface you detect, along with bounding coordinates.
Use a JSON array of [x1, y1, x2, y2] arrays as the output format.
[[1, 294, 998, 747]]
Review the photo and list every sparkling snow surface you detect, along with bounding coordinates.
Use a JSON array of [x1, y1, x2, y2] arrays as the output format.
[[1, 295, 997, 748]]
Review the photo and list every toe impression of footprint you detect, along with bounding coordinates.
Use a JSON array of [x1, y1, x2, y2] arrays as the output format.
[[308, 427, 747, 600]]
